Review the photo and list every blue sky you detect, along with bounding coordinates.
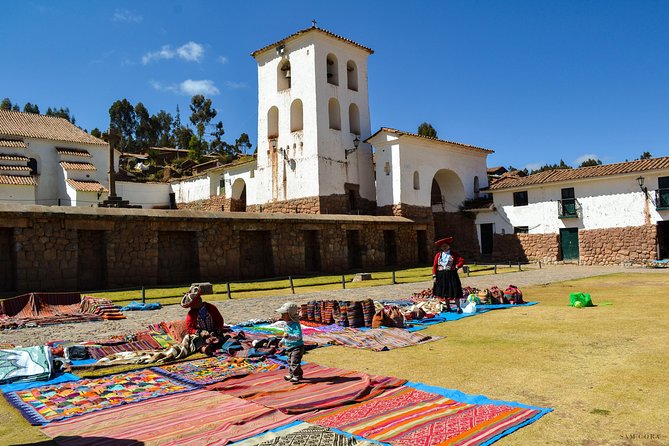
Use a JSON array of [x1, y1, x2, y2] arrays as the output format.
[[2, 0, 668, 170]]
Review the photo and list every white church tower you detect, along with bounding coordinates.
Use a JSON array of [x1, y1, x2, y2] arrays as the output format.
[[252, 25, 376, 214]]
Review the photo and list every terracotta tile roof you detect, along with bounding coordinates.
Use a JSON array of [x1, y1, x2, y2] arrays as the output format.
[[59, 161, 97, 171], [56, 147, 92, 157], [0, 153, 29, 162], [488, 157, 669, 190], [251, 26, 373, 57], [0, 138, 27, 149], [0, 164, 31, 172], [0, 174, 37, 185], [366, 127, 494, 154], [0, 110, 106, 146], [66, 179, 108, 192]]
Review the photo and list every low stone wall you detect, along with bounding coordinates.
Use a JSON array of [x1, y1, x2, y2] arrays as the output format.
[[579, 225, 656, 265], [493, 233, 560, 263], [0, 205, 422, 293], [178, 195, 227, 212]]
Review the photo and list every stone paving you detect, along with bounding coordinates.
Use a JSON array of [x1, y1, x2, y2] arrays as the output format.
[[1, 264, 663, 347]]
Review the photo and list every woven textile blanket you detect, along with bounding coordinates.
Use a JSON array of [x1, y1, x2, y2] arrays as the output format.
[[4, 369, 195, 424], [207, 362, 407, 415], [0, 346, 52, 384], [0, 292, 100, 329], [304, 386, 542, 446], [41, 389, 301, 446], [231, 422, 375, 446], [87, 338, 164, 360], [303, 327, 441, 351], [152, 356, 286, 386]]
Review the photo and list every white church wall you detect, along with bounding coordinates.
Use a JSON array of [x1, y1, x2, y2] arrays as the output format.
[[171, 175, 210, 203], [0, 184, 34, 205], [223, 162, 258, 205], [116, 181, 170, 208]]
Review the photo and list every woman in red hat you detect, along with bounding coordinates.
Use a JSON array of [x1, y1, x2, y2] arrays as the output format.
[[181, 285, 225, 335], [432, 237, 465, 310]]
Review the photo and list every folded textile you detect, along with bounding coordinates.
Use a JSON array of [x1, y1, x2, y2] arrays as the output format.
[[87, 338, 163, 360], [231, 422, 375, 446], [1, 292, 99, 329], [304, 327, 441, 351], [0, 346, 52, 384], [120, 301, 162, 311]]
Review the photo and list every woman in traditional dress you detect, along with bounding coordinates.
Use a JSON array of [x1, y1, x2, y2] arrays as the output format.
[[431, 237, 465, 310]]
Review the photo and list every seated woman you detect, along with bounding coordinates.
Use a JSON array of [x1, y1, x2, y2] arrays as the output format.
[[181, 286, 226, 336]]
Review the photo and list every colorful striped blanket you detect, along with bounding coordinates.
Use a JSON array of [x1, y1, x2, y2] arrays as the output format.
[[41, 389, 300, 446], [231, 422, 375, 446], [0, 292, 100, 329], [304, 327, 442, 351], [87, 338, 164, 360], [207, 362, 407, 414], [303, 386, 543, 445]]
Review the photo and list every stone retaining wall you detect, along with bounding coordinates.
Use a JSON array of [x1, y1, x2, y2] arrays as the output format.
[[0, 206, 423, 293]]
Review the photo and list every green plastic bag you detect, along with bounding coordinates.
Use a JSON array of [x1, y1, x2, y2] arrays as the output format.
[[569, 292, 593, 308]]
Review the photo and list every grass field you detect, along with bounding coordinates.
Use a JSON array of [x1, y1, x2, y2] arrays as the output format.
[[2, 271, 667, 445]]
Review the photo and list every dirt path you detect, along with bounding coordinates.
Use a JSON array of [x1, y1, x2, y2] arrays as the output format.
[[1, 264, 661, 347]]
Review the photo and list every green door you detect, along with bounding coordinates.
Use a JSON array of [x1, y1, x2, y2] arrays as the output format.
[[560, 228, 579, 260]]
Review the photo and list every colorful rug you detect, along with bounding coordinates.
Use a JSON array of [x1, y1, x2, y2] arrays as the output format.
[[207, 362, 407, 414], [0, 292, 100, 329], [303, 386, 544, 445], [152, 356, 286, 386], [231, 421, 376, 446], [303, 327, 441, 351], [87, 338, 164, 360], [4, 369, 195, 424], [41, 389, 300, 446]]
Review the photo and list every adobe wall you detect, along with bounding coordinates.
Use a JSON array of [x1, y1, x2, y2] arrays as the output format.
[[0, 205, 423, 293]]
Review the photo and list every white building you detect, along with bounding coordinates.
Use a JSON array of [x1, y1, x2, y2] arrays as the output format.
[[476, 157, 669, 264], [0, 110, 110, 206]]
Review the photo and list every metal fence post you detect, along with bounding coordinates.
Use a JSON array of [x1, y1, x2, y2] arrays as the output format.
[[518, 261, 522, 271], [141, 286, 145, 304], [226, 282, 232, 299], [392, 271, 397, 284], [289, 276, 295, 294], [494, 264, 497, 274], [342, 275, 346, 289]]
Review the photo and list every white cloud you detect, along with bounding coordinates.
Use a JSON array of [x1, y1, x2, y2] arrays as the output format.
[[142, 42, 205, 65], [574, 153, 600, 165], [113, 9, 143, 23], [524, 162, 543, 172], [217, 56, 229, 64], [177, 42, 204, 62], [179, 79, 220, 96], [224, 81, 248, 89], [150, 79, 220, 96]]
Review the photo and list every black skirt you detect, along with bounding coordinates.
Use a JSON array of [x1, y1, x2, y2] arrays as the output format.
[[433, 269, 462, 299]]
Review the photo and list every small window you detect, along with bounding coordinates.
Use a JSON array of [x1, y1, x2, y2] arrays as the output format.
[[328, 98, 341, 130], [658, 176, 669, 208], [348, 103, 360, 135], [346, 60, 358, 91], [561, 187, 575, 199], [28, 158, 38, 175], [326, 53, 338, 85], [413, 171, 420, 190], [277, 60, 291, 91], [514, 226, 529, 234], [513, 191, 528, 206], [290, 99, 303, 132]]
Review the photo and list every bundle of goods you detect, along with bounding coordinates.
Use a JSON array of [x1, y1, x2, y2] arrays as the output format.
[[410, 288, 435, 302], [146, 320, 188, 343], [488, 286, 505, 304], [372, 305, 406, 328], [476, 288, 491, 304], [400, 301, 444, 321], [80, 296, 126, 320], [503, 285, 524, 304], [299, 299, 375, 328]]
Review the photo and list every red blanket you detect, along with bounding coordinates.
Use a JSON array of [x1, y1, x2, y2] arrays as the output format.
[[0, 292, 100, 329]]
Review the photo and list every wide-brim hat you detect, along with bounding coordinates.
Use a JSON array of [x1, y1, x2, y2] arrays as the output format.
[[276, 301, 299, 321], [435, 237, 454, 247]]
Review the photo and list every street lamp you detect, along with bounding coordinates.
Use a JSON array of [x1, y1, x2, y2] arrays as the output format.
[[345, 136, 360, 160]]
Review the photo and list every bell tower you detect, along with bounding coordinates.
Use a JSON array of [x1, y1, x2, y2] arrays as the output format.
[[252, 26, 375, 214]]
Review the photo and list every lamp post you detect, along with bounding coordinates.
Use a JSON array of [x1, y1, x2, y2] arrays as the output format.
[[636, 176, 646, 192], [345, 136, 361, 159]]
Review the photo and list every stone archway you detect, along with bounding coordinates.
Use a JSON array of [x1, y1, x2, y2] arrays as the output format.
[[230, 179, 247, 212]]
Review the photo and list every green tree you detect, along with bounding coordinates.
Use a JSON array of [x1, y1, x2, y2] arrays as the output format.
[[209, 121, 226, 155], [109, 99, 137, 152], [0, 98, 11, 110], [189, 95, 217, 144], [639, 151, 652, 160], [134, 102, 154, 149], [529, 159, 572, 175], [90, 128, 102, 138], [578, 158, 602, 167], [417, 122, 438, 138], [188, 134, 204, 161], [173, 105, 193, 150], [46, 106, 75, 123], [23, 103, 40, 114], [151, 110, 174, 147], [235, 133, 252, 155]]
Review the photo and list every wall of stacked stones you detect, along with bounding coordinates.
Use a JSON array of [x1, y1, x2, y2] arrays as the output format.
[[0, 208, 424, 293], [493, 233, 560, 263], [579, 225, 656, 265]]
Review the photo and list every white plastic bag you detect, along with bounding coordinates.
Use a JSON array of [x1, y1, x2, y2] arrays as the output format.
[[462, 302, 477, 314]]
